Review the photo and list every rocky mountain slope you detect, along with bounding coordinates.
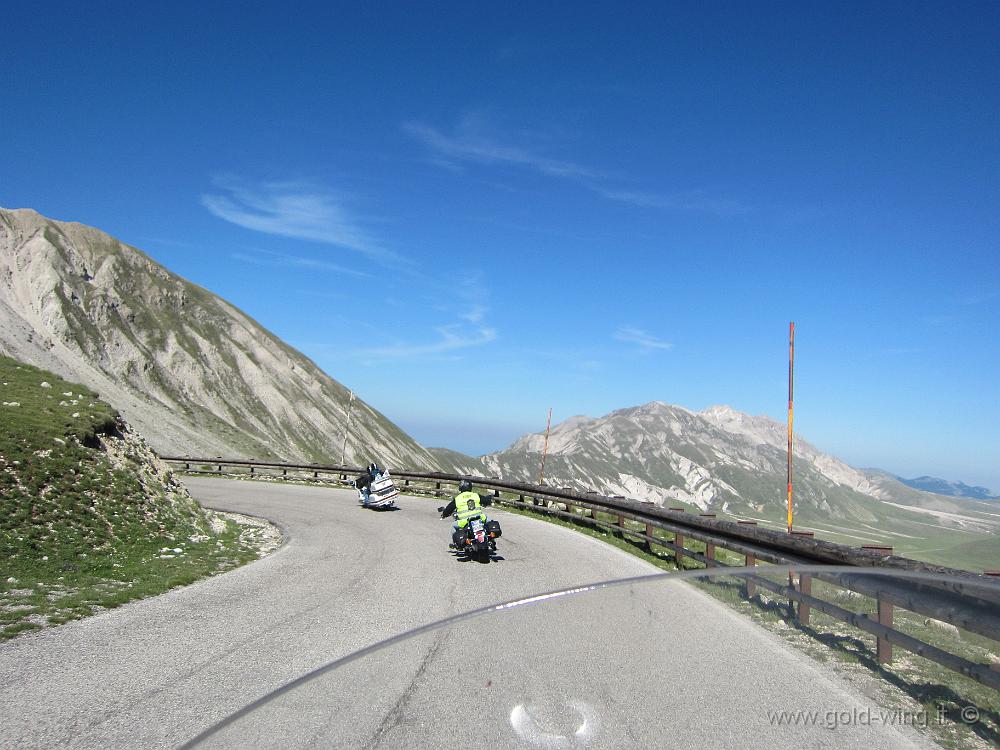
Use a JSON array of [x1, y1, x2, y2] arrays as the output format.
[[434, 403, 1000, 553], [0, 207, 440, 469]]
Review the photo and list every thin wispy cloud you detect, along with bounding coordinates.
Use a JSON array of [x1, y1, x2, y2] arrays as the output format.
[[402, 120, 600, 180], [202, 177, 396, 261], [404, 115, 747, 216], [614, 326, 673, 352], [459, 304, 487, 324], [231, 249, 369, 277], [362, 324, 497, 359], [353, 268, 497, 360], [453, 269, 492, 324]]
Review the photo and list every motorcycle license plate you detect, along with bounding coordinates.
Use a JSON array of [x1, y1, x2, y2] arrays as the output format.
[[471, 520, 485, 543]]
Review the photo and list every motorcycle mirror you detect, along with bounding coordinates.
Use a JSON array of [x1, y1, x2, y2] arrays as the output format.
[[436, 506, 444, 513]]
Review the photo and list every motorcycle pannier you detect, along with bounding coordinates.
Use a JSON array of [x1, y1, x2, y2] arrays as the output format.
[[486, 519, 502, 538]]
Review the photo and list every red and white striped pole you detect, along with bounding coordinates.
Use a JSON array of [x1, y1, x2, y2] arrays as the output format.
[[787, 322, 795, 533]]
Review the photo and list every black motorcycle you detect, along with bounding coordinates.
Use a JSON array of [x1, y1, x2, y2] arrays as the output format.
[[438, 507, 502, 560]]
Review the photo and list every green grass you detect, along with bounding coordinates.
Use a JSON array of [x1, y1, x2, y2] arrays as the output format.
[[0, 524, 259, 637], [662, 480, 1000, 572], [0, 356, 268, 640]]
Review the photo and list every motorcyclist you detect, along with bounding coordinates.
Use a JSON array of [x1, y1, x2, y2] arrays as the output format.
[[440, 479, 493, 548], [355, 462, 382, 506]]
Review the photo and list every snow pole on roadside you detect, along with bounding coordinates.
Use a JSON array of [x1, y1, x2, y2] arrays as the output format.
[[538, 407, 553, 486], [341, 390, 355, 466], [787, 322, 795, 533]]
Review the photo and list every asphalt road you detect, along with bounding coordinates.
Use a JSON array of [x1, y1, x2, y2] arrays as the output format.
[[0, 478, 931, 749]]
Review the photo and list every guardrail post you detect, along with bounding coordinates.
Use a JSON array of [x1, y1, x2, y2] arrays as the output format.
[[738, 520, 757, 598], [217, 464, 222, 472], [645, 522, 655, 552], [877, 598, 893, 663], [617, 515, 625, 532], [988, 573, 1000, 670], [862, 545, 894, 663], [405, 479, 410, 486], [313, 470, 318, 478], [788, 531, 816, 625], [700, 514, 716, 567], [250, 465, 255, 475], [668, 508, 685, 568], [798, 574, 812, 625], [282, 468, 287, 477], [674, 532, 684, 569]]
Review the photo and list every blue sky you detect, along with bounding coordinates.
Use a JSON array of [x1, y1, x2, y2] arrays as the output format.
[[2, 2, 998, 489]]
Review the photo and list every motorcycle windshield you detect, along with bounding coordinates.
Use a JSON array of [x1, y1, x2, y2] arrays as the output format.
[[183, 567, 999, 750]]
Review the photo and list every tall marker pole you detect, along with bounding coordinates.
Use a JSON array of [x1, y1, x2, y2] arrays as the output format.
[[538, 407, 553, 486], [341, 390, 355, 466], [787, 322, 795, 533]]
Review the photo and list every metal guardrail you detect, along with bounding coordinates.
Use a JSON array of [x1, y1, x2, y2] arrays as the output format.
[[163, 456, 1000, 691]]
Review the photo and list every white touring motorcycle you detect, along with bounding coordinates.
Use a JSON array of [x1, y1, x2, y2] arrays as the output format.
[[356, 466, 399, 509]]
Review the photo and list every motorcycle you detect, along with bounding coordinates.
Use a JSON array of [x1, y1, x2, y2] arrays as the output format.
[[358, 471, 399, 509], [439, 507, 502, 560]]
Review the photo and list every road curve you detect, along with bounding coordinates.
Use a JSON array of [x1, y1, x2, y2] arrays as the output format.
[[0, 478, 929, 749]]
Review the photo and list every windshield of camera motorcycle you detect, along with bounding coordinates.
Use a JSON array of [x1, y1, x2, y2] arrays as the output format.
[[184, 567, 1000, 750]]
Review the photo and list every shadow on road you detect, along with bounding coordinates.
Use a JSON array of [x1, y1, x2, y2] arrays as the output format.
[[448, 549, 504, 564]]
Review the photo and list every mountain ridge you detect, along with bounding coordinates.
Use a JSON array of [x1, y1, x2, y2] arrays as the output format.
[[431, 401, 1000, 564], [0, 207, 440, 469]]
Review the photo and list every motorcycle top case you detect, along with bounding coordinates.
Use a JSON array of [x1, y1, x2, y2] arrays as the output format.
[[368, 473, 399, 506]]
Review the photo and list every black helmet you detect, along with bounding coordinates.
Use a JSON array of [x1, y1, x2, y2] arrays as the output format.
[[458, 479, 472, 493], [368, 462, 379, 475]]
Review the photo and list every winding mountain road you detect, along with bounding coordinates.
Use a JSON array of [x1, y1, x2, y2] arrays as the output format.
[[0, 478, 930, 749]]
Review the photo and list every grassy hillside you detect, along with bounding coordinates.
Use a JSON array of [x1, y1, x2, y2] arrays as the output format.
[[0, 356, 273, 639]]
